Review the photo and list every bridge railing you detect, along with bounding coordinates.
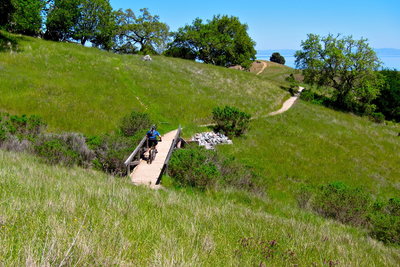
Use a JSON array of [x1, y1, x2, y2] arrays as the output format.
[[124, 135, 147, 175], [124, 126, 186, 177], [156, 126, 183, 184]]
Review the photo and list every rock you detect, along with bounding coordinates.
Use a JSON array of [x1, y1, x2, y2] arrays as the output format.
[[191, 131, 233, 149], [142, 55, 152, 61]]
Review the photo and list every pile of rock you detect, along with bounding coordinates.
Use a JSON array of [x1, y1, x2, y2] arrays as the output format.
[[142, 55, 152, 61], [191, 132, 233, 150]]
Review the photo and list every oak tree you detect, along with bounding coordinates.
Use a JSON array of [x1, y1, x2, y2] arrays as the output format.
[[295, 34, 382, 113], [166, 15, 256, 69]]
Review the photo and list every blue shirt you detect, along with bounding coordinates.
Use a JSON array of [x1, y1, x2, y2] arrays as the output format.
[[147, 130, 160, 140]]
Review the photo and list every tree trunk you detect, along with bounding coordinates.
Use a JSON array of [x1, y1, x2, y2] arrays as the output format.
[[81, 37, 87, 46]]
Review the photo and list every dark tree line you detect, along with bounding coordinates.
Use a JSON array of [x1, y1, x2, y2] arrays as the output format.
[[0, 1, 257, 68], [0, 0, 170, 54]]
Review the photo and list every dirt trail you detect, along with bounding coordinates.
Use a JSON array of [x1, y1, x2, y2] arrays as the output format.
[[256, 61, 267, 75], [130, 129, 178, 189], [268, 87, 304, 116]]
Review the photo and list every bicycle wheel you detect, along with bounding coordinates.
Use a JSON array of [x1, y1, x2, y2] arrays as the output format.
[[147, 149, 152, 164], [148, 149, 154, 164]]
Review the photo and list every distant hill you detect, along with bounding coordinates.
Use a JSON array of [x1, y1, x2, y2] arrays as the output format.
[[257, 48, 400, 69], [257, 48, 400, 56]]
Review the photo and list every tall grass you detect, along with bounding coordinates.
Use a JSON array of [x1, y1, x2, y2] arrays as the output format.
[[1, 150, 399, 266], [219, 101, 400, 200]]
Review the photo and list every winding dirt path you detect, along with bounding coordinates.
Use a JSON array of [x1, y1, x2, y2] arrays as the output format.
[[256, 61, 267, 75], [268, 87, 304, 116]]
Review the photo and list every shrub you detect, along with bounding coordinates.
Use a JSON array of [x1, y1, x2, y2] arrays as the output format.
[[168, 146, 220, 190], [369, 198, 400, 245], [34, 133, 95, 167], [91, 135, 137, 176], [297, 182, 372, 226], [212, 106, 251, 137], [0, 135, 32, 152], [119, 111, 152, 137], [218, 155, 260, 193], [0, 113, 46, 140], [270, 52, 285, 65], [285, 74, 299, 96], [313, 182, 372, 226], [299, 90, 331, 106], [369, 112, 385, 124], [0, 32, 19, 52], [168, 145, 260, 192]]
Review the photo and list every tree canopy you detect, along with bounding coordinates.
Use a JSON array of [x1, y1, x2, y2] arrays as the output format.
[[45, 0, 115, 49], [374, 69, 400, 122], [0, 0, 14, 27], [114, 8, 169, 54], [45, 0, 81, 41], [295, 34, 382, 113], [270, 52, 285, 65], [165, 15, 256, 69], [73, 0, 114, 46], [2, 0, 44, 36]]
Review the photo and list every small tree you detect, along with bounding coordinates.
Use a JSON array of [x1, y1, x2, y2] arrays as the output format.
[[166, 15, 256, 69], [295, 34, 383, 114], [270, 52, 285, 65], [115, 8, 170, 54], [212, 106, 251, 137]]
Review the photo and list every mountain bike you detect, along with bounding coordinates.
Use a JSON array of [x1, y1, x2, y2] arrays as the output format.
[[146, 139, 161, 164]]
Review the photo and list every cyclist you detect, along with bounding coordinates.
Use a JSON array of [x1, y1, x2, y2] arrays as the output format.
[[146, 125, 162, 153]]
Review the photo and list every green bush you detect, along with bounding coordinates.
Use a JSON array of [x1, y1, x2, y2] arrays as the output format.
[[91, 135, 138, 176], [297, 182, 400, 245], [119, 111, 152, 137], [285, 74, 299, 96], [212, 106, 251, 137], [369, 112, 385, 124], [297, 182, 372, 226], [0, 31, 19, 52], [0, 113, 46, 140], [312, 182, 372, 226], [168, 145, 260, 191], [34, 133, 95, 167], [369, 198, 400, 245], [168, 146, 220, 190], [35, 137, 80, 166]]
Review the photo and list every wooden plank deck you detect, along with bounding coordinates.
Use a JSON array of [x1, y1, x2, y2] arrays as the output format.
[[130, 129, 178, 189]]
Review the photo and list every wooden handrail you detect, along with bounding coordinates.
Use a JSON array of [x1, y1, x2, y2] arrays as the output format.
[[156, 125, 182, 184], [124, 135, 147, 166]]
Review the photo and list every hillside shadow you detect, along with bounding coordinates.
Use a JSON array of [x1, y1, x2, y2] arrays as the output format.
[[0, 32, 23, 52]]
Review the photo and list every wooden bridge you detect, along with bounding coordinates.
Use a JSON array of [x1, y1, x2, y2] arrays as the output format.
[[124, 127, 184, 189]]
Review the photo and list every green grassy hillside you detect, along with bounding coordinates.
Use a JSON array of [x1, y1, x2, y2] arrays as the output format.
[[220, 102, 400, 200], [1, 150, 399, 266], [1, 33, 400, 265], [0, 33, 286, 135]]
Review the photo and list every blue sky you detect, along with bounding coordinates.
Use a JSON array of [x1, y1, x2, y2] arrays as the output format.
[[110, 0, 400, 50]]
